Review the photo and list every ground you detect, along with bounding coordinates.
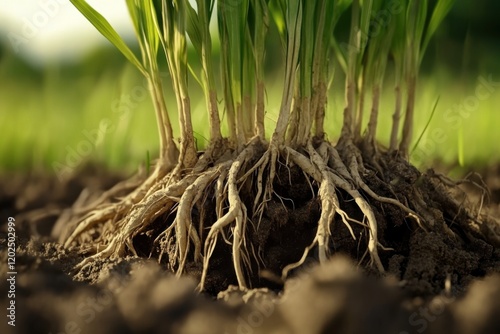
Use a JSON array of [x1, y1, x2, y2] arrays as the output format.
[[1, 163, 500, 334]]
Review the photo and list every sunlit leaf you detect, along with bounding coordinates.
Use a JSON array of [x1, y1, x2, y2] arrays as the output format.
[[70, 0, 146, 75], [421, 0, 456, 62]]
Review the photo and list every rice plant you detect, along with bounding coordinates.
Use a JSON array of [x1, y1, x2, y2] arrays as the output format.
[[64, 0, 462, 291]]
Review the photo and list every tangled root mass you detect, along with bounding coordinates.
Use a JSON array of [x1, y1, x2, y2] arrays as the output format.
[[61, 137, 499, 294]]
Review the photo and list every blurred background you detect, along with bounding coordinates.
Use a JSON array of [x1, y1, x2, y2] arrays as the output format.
[[1, 0, 499, 177]]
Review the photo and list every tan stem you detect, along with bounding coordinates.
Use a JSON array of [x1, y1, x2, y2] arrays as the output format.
[[243, 95, 254, 140], [399, 75, 417, 157], [366, 84, 380, 145], [178, 96, 198, 168], [389, 85, 402, 151], [254, 81, 265, 139], [226, 100, 237, 146], [208, 91, 222, 143], [354, 82, 365, 140], [271, 3, 302, 145], [314, 81, 327, 138], [150, 77, 177, 165], [298, 96, 311, 147], [340, 80, 356, 139], [236, 103, 247, 149], [286, 96, 299, 146]]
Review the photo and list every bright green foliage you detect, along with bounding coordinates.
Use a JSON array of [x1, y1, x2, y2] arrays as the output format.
[[421, 0, 456, 63], [364, 0, 395, 88], [69, 0, 146, 75], [391, 1, 407, 69], [411, 96, 440, 155], [399, 0, 456, 154], [218, 0, 249, 143], [65, 0, 457, 163]]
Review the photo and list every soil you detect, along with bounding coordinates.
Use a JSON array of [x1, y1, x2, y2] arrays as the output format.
[[1, 162, 500, 334]]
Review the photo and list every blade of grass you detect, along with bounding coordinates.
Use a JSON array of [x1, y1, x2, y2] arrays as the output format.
[[421, 0, 456, 62], [410, 96, 440, 156], [70, 0, 146, 75]]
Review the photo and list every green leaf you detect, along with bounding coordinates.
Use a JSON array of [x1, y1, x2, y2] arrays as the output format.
[[219, 0, 250, 105], [269, 0, 287, 47], [251, 0, 270, 79], [390, 0, 407, 60], [185, 2, 203, 54], [357, 0, 373, 63], [299, 0, 316, 96], [414, 0, 428, 48], [330, 0, 353, 76], [69, 0, 146, 75], [420, 0, 456, 62], [403, 0, 427, 78], [142, 0, 160, 54], [406, 0, 427, 52], [411, 96, 440, 156], [313, 0, 335, 80], [364, 0, 396, 85], [333, 0, 353, 28], [332, 37, 348, 74]]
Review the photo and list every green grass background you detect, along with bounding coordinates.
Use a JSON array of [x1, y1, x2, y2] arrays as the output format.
[[1, 56, 498, 177], [1, 2, 499, 177]]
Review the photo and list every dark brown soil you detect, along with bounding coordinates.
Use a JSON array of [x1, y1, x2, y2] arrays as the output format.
[[1, 162, 500, 334]]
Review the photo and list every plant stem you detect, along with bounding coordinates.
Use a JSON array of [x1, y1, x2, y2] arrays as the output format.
[[311, 0, 327, 139], [298, 96, 311, 146], [389, 84, 402, 151], [272, 0, 302, 145], [399, 74, 417, 156], [314, 81, 327, 138], [172, 1, 197, 167], [366, 84, 380, 145], [149, 74, 177, 164], [341, 79, 356, 140], [255, 80, 265, 138], [243, 94, 254, 139], [196, 0, 222, 144], [340, 0, 360, 140], [219, 35, 237, 145], [252, 0, 268, 139], [355, 78, 365, 140]]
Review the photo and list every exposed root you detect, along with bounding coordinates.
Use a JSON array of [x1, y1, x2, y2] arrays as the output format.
[[65, 137, 477, 293], [348, 152, 424, 229], [199, 139, 264, 290], [175, 167, 224, 267], [61, 163, 169, 244], [284, 140, 387, 275]]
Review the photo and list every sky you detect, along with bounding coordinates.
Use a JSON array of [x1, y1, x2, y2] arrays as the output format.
[[0, 0, 134, 66]]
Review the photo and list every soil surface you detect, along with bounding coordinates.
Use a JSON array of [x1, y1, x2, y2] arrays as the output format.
[[1, 163, 500, 334]]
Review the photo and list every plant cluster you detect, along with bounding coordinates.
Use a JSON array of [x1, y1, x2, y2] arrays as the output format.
[[65, 0, 456, 291]]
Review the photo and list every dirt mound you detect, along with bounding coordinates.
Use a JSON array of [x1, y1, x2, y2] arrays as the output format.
[[1, 164, 500, 333], [1, 243, 500, 334], [117, 154, 499, 297]]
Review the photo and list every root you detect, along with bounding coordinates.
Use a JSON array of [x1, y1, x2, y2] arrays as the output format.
[[307, 141, 343, 263], [285, 140, 386, 276], [73, 172, 143, 215], [348, 153, 423, 229], [199, 141, 259, 290], [175, 167, 224, 266], [62, 163, 169, 245], [65, 135, 456, 292]]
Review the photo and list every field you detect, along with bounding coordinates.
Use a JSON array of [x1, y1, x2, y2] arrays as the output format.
[[1, 47, 500, 175]]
